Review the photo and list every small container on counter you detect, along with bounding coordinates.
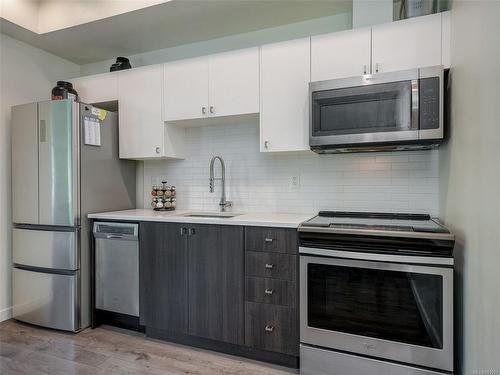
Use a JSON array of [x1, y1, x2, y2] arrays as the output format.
[[151, 181, 176, 211], [151, 197, 158, 208], [164, 199, 172, 209], [151, 185, 158, 196]]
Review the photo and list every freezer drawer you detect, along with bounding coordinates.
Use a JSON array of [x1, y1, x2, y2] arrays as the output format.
[[12, 268, 78, 332], [13, 228, 78, 270]]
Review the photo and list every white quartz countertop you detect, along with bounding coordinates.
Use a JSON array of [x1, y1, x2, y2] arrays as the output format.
[[88, 209, 314, 228]]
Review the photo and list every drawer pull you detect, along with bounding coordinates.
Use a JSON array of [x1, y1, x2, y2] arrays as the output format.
[[264, 238, 274, 243], [264, 325, 275, 333], [265, 263, 274, 269], [264, 288, 274, 295]]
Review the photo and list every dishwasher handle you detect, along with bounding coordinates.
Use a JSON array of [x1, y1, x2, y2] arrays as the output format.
[[93, 222, 139, 241]]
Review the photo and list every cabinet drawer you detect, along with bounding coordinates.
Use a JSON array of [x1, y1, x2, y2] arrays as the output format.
[[245, 277, 296, 307], [245, 251, 296, 281], [245, 227, 297, 254], [245, 302, 298, 356]]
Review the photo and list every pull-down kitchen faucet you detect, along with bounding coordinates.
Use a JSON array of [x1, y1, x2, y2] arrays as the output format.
[[209, 156, 232, 212]]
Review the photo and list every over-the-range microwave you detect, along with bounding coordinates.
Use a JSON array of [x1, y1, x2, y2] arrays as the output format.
[[309, 65, 444, 153]]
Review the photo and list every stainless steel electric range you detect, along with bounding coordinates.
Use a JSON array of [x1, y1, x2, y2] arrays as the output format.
[[298, 211, 455, 375]]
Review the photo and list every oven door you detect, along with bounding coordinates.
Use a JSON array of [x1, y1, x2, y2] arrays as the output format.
[[310, 69, 419, 147], [300, 253, 453, 371]]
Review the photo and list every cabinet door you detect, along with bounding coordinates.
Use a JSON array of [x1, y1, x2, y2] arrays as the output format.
[[441, 11, 451, 68], [208, 47, 259, 117], [139, 222, 188, 333], [311, 28, 371, 81], [118, 65, 164, 159], [260, 38, 310, 152], [188, 224, 244, 345], [372, 13, 442, 73], [163, 57, 209, 121], [71, 73, 118, 104]]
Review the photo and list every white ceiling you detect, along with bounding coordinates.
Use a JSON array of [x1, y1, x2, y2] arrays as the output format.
[[0, 0, 169, 34], [0, 0, 352, 64]]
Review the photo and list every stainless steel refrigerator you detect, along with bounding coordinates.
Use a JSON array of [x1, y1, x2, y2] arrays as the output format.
[[11, 99, 136, 332]]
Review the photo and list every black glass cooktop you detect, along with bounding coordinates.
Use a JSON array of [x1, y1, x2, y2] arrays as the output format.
[[302, 211, 450, 234]]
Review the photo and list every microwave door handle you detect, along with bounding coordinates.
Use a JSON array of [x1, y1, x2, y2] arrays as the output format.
[[411, 79, 419, 130]]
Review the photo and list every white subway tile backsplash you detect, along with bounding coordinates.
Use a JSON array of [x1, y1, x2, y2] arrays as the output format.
[[143, 122, 440, 216]]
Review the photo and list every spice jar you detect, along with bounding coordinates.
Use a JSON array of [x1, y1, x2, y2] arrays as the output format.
[[171, 186, 176, 197], [156, 199, 164, 209], [164, 198, 172, 209], [151, 185, 158, 196], [171, 197, 177, 208], [151, 197, 158, 208]]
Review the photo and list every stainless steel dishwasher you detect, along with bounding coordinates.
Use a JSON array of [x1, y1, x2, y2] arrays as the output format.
[[93, 222, 139, 317]]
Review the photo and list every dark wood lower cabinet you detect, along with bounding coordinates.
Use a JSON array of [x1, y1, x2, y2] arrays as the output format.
[[245, 302, 298, 356], [140, 222, 188, 334], [139, 222, 298, 368], [188, 224, 244, 345]]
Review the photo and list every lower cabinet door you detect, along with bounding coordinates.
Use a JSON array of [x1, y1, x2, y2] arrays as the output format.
[[13, 268, 78, 332], [245, 302, 298, 356], [188, 224, 244, 345], [140, 222, 188, 333]]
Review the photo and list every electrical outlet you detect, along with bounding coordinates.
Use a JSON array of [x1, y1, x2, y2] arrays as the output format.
[[289, 175, 300, 190]]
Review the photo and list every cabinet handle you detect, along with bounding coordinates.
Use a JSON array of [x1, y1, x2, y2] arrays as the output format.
[[209, 106, 214, 114], [155, 146, 161, 154], [363, 64, 367, 75], [180, 227, 187, 236], [189, 228, 196, 236], [265, 263, 274, 269], [264, 288, 274, 295], [264, 325, 275, 333], [264, 140, 269, 149], [264, 237, 274, 243], [375, 63, 380, 73], [202, 106, 207, 114]]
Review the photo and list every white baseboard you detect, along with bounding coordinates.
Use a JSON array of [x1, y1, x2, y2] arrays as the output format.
[[0, 306, 13, 322]]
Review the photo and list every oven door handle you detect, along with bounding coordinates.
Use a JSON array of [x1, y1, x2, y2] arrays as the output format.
[[299, 246, 454, 266]]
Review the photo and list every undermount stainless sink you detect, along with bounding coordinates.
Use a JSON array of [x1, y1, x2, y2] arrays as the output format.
[[183, 212, 240, 219]]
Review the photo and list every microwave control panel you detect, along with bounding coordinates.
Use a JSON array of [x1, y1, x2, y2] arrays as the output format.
[[419, 77, 440, 130]]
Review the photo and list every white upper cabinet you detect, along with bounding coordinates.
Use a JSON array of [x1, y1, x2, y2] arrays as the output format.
[[441, 11, 451, 68], [372, 13, 442, 73], [260, 38, 310, 152], [208, 47, 259, 117], [163, 48, 259, 122], [119, 65, 184, 159], [163, 57, 209, 122], [311, 27, 371, 81], [71, 72, 119, 104]]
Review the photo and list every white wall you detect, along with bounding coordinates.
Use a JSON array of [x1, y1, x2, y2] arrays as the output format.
[[352, 0, 392, 28], [80, 12, 352, 76], [0, 33, 80, 321], [144, 122, 440, 216], [439, 2, 500, 374]]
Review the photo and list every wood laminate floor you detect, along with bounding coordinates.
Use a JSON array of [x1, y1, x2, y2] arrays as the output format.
[[0, 320, 297, 375]]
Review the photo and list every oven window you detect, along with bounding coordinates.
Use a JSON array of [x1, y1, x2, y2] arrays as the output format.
[[307, 264, 443, 349], [311, 81, 413, 136]]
